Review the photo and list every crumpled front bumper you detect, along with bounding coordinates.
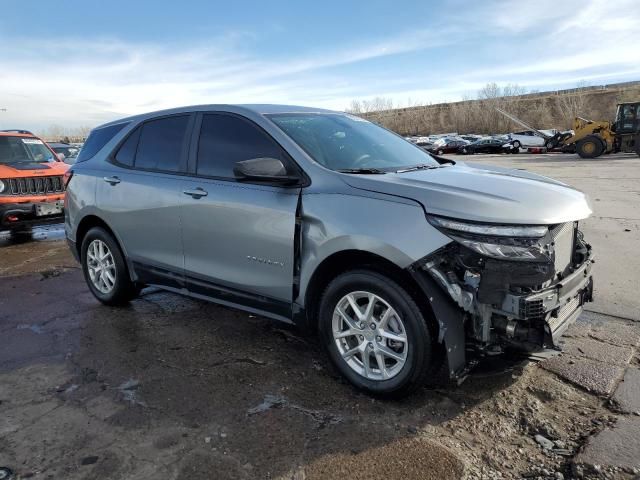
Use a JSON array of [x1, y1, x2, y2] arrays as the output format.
[[498, 256, 594, 346]]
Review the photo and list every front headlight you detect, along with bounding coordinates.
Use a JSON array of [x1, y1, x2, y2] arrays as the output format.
[[428, 215, 551, 262], [0, 179, 5, 194]]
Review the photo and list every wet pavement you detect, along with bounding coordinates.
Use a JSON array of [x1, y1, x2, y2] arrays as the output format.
[[1, 153, 640, 479]]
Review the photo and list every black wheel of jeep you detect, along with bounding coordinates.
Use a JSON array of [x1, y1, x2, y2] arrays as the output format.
[[576, 135, 604, 158], [81, 227, 138, 305], [318, 270, 435, 397], [512, 140, 521, 149]]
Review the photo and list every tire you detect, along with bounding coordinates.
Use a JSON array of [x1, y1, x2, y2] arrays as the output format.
[[511, 146, 520, 154], [576, 135, 604, 158], [81, 227, 138, 305], [512, 140, 521, 149], [318, 270, 435, 397]]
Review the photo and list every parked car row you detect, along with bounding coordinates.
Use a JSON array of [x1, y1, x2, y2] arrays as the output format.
[[48, 141, 82, 164], [406, 129, 563, 155]]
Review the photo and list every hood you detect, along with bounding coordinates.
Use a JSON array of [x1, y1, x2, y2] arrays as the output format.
[[0, 161, 69, 178], [342, 163, 592, 225]]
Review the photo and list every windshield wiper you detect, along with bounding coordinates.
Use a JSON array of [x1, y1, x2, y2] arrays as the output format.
[[336, 168, 386, 174], [395, 164, 442, 173]]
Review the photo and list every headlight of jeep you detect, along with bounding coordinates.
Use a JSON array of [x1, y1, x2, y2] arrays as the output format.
[[0, 179, 5, 194], [427, 215, 551, 262]]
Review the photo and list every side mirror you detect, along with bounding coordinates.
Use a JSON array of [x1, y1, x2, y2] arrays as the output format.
[[56, 152, 66, 161], [233, 157, 299, 185]]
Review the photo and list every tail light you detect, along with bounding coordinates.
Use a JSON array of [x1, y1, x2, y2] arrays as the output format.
[[63, 170, 74, 188]]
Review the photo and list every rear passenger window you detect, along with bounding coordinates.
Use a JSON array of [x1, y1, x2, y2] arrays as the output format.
[[135, 115, 189, 172], [76, 122, 128, 163], [115, 127, 141, 167], [197, 114, 285, 179]]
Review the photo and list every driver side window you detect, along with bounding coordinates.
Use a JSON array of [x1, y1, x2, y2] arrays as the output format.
[[196, 114, 288, 179]]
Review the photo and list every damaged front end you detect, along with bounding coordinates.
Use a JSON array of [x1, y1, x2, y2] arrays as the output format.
[[410, 216, 594, 380]]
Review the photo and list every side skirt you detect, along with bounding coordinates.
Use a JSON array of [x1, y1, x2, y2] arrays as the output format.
[[133, 261, 295, 325]]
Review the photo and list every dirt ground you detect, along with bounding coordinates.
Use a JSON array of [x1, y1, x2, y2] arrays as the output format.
[[1, 153, 639, 480]]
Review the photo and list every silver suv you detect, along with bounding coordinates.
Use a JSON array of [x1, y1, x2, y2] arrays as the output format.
[[65, 105, 594, 396]]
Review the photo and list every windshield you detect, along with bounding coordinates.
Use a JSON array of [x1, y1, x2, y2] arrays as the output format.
[[0, 136, 56, 164], [268, 113, 440, 171], [52, 146, 79, 160]]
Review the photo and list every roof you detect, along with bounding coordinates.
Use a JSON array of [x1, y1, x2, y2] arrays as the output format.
[[0, 130, 36, 137], [97, 104, 340, 130]]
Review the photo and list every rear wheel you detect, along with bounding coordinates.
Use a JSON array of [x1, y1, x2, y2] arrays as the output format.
[[576, 135, 604, 158], [512, 140, 521, 149], [318, 270, 435, 397], [81, 227, 139, 305]]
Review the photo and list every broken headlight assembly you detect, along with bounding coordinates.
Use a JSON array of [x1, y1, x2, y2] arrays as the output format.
[[427, 215, 551, 262]]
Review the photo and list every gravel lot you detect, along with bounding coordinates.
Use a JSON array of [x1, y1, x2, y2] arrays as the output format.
[[1, 152, 639, 480]]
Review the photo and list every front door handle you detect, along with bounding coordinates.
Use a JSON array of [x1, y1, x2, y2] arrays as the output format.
[[183, 187, 208, 199], [103, 176, 121, 185]]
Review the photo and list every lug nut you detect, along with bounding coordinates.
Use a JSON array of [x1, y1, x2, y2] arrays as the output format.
[[359, 322, 365, 329], [370, 323, 376, 330], [376, 335, 382, 342], [359, 335, 364, 341], [367, 342, 373, 349]]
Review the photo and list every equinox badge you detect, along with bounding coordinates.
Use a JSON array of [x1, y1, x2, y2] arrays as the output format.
[[246, 255, 284, 267]]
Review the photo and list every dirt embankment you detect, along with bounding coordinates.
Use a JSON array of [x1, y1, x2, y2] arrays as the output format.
[[362, 82, 640, 136]]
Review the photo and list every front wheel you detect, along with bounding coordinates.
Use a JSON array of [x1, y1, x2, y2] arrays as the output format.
[[81, 227, 139, 305], [576, 135, 604, 158], [318, 270, 435, 397]]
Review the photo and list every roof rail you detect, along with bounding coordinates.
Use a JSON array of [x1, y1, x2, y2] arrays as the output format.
[[0, 129, 34, 135]]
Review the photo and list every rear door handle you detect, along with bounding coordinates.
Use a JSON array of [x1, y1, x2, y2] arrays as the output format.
[[103, 176, 121, 185], [183, 187, 208, 199]]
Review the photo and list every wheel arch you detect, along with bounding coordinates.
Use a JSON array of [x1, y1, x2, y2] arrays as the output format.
[[302, 250, 438, 335], [300, 249, 466, 380], [74, 214, 136, 282]]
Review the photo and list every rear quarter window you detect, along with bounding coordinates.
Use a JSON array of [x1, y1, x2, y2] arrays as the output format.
[[76, 122, 129, 163]]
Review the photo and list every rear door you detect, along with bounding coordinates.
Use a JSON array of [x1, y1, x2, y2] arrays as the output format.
[[97, 114, 194, 286], [180, 113, 301, 312]]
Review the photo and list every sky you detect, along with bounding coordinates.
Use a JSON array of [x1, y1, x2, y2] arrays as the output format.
[[0, 0, 638, 130]]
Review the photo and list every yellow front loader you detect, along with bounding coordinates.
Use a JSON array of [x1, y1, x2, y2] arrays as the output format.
[[498, 102, 640, 159]]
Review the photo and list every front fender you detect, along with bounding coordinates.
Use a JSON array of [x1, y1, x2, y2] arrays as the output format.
[[297, 192, 450, 306]]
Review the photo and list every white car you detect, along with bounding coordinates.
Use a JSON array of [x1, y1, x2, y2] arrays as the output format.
[[508, 130, 546, 148]]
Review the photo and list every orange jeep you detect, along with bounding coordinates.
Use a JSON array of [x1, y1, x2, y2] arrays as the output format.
[[0, 130, 70, 233]]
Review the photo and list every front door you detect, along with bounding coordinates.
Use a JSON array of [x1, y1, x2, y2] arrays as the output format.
[[181, 113, 300, 312]]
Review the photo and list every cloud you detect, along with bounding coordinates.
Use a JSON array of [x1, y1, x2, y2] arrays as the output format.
[[0, 0, 637, 130], [0, 28, 457, 130]]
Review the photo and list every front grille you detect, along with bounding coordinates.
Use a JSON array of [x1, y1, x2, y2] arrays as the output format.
[[520, 298, 544, 318], [1, 176, 65, 196], [551, 222, 575, 275]]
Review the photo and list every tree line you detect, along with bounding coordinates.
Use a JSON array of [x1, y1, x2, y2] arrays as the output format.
[[348, 82, 636, 136]]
